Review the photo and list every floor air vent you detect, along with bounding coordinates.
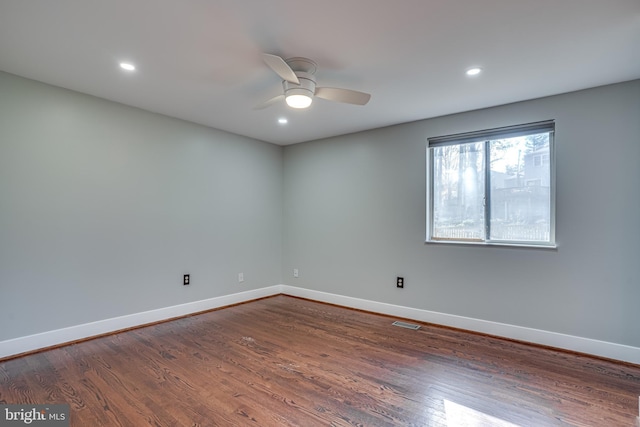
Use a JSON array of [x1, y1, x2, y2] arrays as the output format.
[[392, 321, 421, 330]]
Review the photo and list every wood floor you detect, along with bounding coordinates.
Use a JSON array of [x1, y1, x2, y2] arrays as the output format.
[[1, 295, 639, 426]]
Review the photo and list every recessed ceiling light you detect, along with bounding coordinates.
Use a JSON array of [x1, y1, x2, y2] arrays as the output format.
[[119, 62, 136, 71], [466, 67, 482, 76], [278, 118, 288, 124]]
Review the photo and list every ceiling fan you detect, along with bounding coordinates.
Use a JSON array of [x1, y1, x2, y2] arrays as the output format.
[[255, 54, 371, 110]]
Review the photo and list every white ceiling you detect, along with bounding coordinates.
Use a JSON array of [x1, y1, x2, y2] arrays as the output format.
[[1, 0, 639, 145]]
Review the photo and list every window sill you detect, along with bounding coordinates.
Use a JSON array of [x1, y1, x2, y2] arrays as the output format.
[[425, 240, 557, 250]]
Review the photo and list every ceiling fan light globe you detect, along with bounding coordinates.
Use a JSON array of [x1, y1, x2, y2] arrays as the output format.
[[286, 94, 313, 109]]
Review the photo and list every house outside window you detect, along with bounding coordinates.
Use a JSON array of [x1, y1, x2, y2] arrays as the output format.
[[427, 121, 555, 247]]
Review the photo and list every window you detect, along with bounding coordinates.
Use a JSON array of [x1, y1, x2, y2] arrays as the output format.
[[427, 121, 555, 247]]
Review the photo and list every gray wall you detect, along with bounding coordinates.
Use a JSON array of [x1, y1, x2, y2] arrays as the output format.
[[2, 69, 639, 350], [0, 71, 283, 341], [283, 80, 640, 347]]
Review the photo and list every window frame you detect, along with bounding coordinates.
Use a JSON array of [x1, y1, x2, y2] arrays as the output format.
[[426, 120, 556, 248]]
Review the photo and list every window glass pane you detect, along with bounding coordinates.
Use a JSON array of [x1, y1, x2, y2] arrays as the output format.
[[432, 142, 485, 240], [488, 133, 550, 242]]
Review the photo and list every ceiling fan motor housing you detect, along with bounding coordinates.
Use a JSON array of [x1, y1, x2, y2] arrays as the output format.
[[282, 71, 316, 100], [285, 57, 317, 74]]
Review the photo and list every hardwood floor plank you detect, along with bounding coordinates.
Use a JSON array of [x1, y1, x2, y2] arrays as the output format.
[[1, 295, 639, 426]]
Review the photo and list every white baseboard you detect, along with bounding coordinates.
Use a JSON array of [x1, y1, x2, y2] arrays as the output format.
[[2, 284, 639, 365], [0, 285, 282, 359], [280, 285, 640, 365]]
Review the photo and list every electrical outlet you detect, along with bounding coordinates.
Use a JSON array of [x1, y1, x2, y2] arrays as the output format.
[[238, 272, 244, 283], [183, 274, 190, 286], [293, 268, 299, 278], [396, 277, 404, 288]]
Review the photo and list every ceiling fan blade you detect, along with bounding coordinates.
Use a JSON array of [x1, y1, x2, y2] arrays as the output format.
[[254, 94, 285, 110], [315, 87, 371, 105], [262, 54, 300, 84]]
